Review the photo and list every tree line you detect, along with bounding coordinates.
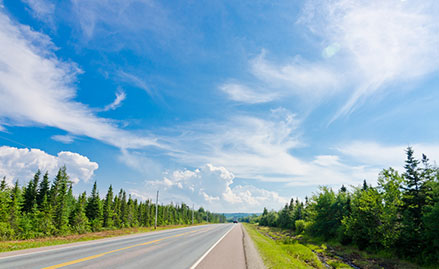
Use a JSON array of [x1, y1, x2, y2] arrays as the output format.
[[0, 167, 225, 240], [255, 147, 439, 265]]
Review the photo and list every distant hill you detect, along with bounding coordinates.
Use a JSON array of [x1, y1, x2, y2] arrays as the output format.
[[222, 212, 261, 221]]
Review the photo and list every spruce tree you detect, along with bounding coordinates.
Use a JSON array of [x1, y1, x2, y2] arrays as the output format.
[[86, 181, 103, 231], [103, 185, 114, 228], [23, 170, 40, 213], [37, 171, 50, 209], [9, 180, 22, 236], [53, 169, 69, 234], [70, 192, 89, 234]]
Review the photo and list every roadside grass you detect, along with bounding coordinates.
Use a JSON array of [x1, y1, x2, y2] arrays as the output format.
[[243, 223, 325, 269], [244, 223, 427, 269], [0, 224, 202, 252], [300, 235, 423, 269]]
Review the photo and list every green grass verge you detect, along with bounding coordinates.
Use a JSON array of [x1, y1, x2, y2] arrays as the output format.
[[243, 223, 325, 269], [0, 224, 202, 252]]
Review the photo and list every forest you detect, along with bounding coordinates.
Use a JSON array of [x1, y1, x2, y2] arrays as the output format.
[[0, 167, 225, 240], [252, 147, 439, 265]]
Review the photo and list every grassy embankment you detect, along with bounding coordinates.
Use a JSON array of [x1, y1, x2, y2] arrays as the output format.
[[0, 223, 204, 252], [243, 223, 424, 269], [243, 223, 327, 269]]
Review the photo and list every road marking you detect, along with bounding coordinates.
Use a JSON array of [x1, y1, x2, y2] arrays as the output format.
[[42, 229, 206, 269], [0, 225, 209, 261], [189, 224, 235, 269]]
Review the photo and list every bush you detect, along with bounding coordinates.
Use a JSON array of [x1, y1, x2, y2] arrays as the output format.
[[295, 220, 306, 234], [0, 222, 14, 240]]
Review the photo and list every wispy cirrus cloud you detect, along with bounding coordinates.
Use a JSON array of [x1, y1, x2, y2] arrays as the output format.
[[21, 0, 55, 27], [222, 0, 439, 123], [309, 0, 439, 122], [117, 71, 155, 98], [0, 10, 158, 149], [219, 83, 278, 104], [99, 88, 126, 112]]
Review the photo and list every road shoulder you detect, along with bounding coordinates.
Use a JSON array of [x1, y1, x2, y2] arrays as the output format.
[[195, 224, 245, 269], [242, 224, 266, 269]]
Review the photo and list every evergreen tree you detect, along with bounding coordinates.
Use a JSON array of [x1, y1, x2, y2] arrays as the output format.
[[362, 179, 368, 191], [53, 169, 69, 234], [37, 171, 50, 209], [86, 181, 103, 231], [103, 185, 114, 228], [70, 192, 89, 234], [9, 180, 22, 236], [399, 147, 426, 257], [23, 170, 40, 213]]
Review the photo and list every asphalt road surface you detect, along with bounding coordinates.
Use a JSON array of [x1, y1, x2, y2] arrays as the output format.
[[0, 223, 240, 269]]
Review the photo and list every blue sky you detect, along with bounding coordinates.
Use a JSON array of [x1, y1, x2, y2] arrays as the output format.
[[0, 0, 438, 212]]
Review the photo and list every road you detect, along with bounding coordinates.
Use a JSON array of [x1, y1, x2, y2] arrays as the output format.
[[0, 223, 243, 269]]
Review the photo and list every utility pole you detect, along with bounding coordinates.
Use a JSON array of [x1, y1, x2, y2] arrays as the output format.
[[154, 190, 159, 229], [192, 204, 194, 225]]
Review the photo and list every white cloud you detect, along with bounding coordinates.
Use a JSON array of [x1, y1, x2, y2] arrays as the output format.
[[223, 1, 439, 121], [337, 142, 439, 169], [51, 134, 75, 144], [71, 0, 177, 46], [21, 0, 55, 26], [165, 108, 308, 182], [302, 0, 439, 121], [0, 11, 158, 149], [220, 52, 339, 104], [220, 83, 277, 104], [117, 71, 155, 98], [100, 88, 126, 112], [159, 109, 405, 188], [0, 146, 98, 185], [249, 52, 339, 98], [118, 149, 163, 178], [138, 164, 288, 212]]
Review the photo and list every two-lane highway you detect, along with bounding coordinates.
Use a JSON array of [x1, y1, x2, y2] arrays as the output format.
[[0, 224, 236, 269]]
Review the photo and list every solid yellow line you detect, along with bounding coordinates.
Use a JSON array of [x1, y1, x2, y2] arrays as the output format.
[[42, 229, 203, 269]]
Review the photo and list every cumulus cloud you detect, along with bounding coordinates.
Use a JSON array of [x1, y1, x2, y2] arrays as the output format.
[[0, 146, 98, 185], [0, 10, 158, 149], [138, 164, 287, 212]]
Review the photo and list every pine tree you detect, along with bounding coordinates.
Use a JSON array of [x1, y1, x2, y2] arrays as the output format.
[[70, 192, 89, 234], [0, 177, 13, 239], [23, 170, 40, 213], [86, 181, 103, 231], [37, 194, 55, 236], [103, 185, 114, 228], [37, 171, 50, 209], [9, 180, 22, 236], [53, 169, 69, 234]]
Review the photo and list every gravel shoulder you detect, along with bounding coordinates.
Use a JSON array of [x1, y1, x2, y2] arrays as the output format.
[[242, 224, 266, 269]]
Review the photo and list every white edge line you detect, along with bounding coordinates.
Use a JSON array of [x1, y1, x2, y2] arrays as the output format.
[[0, 225, 209, 261], [189, 224, 235, 269]]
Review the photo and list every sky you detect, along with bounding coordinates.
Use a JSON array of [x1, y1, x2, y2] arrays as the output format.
[[0, 0, 438, 213]]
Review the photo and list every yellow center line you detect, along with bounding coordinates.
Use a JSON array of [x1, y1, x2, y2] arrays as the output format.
[[42, 228, 207, 269]]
